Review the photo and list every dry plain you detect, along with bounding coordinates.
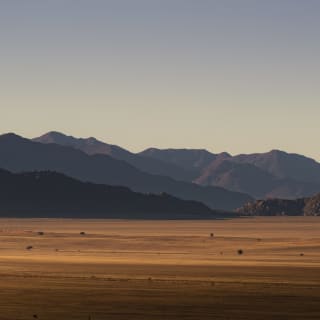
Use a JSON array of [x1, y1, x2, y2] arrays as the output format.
[[0, 217, 319, 319]]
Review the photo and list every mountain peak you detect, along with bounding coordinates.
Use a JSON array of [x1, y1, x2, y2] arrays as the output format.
[[268, 149, 287, 156], [34, 131, 78, 144], [269, 149, 283, 154], [139, 147, 218, 172], [43, 131, 65, 137], [0, 133, 26, 142], [34, 131, 134, 159], [0, 132, 22, 138]]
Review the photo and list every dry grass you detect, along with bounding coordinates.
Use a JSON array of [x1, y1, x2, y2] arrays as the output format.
[[0, 217, 319, 319]]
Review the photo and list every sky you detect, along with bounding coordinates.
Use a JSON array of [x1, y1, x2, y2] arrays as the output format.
[[0, 0, 319, 159]]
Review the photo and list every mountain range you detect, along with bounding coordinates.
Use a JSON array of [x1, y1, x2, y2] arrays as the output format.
[[34, 132, 196, 181], [0, 133, 251, 210], [34, 131, 320, 200], [0, 169, 220, 219]]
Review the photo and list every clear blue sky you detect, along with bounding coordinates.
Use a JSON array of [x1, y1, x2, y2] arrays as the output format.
[[1, 0, 319, 159]]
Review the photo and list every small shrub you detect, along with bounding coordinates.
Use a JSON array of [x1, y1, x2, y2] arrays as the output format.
[[80, 232, 86, 235], [26, 246, 33, 250], [237, 249, 243, 255], [37, 231, 44, 236], [210, 233, 214, 238]]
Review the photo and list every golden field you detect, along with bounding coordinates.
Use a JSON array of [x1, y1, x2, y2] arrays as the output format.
[[0, 217, 320, 319]]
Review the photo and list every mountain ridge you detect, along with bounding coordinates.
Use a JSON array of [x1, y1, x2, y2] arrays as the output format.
[[34, 132, 197, 182], [33, 131, 320, 199], [0, 133, 252, 210], [0, 168, 222, 219]]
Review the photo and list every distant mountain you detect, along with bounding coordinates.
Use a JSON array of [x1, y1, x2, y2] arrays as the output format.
[[0, 133, 252, 210], [14, 131, 320, 201], [237, 193, 320, 216], [34, 131, 130, 158], [0, 169, 221, 219], [194, 158, 320, 199], [194, 159, 278, 198], [140, 147, 320, 199], [233, 150, 320, 184], [34, 132, 196, 182], [262, 179, 320, 199], [139, 148, 228, 173]]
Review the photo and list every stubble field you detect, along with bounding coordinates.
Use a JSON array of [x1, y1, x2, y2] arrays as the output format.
[[0, 217, 319, 319]]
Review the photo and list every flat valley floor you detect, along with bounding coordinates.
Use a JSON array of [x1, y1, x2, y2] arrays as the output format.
[[0, 217, 320, 319]]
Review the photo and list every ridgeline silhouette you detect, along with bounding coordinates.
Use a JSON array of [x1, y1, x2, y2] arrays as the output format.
[[0, 169, 225, 219]]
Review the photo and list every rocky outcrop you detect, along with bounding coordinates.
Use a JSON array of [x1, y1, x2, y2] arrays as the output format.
[[237, 193, 320, 216], [304, 194, 320, 216], [237, 198, 306, 216]]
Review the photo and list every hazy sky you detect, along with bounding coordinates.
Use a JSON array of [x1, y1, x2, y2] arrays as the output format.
[[1, 0, 319, 159]]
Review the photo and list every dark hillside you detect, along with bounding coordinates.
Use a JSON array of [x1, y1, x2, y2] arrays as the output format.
[[0, 169, 224, 219]]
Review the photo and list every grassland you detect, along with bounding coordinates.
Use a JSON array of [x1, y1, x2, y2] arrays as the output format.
[[0, 217, 319, 319]]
